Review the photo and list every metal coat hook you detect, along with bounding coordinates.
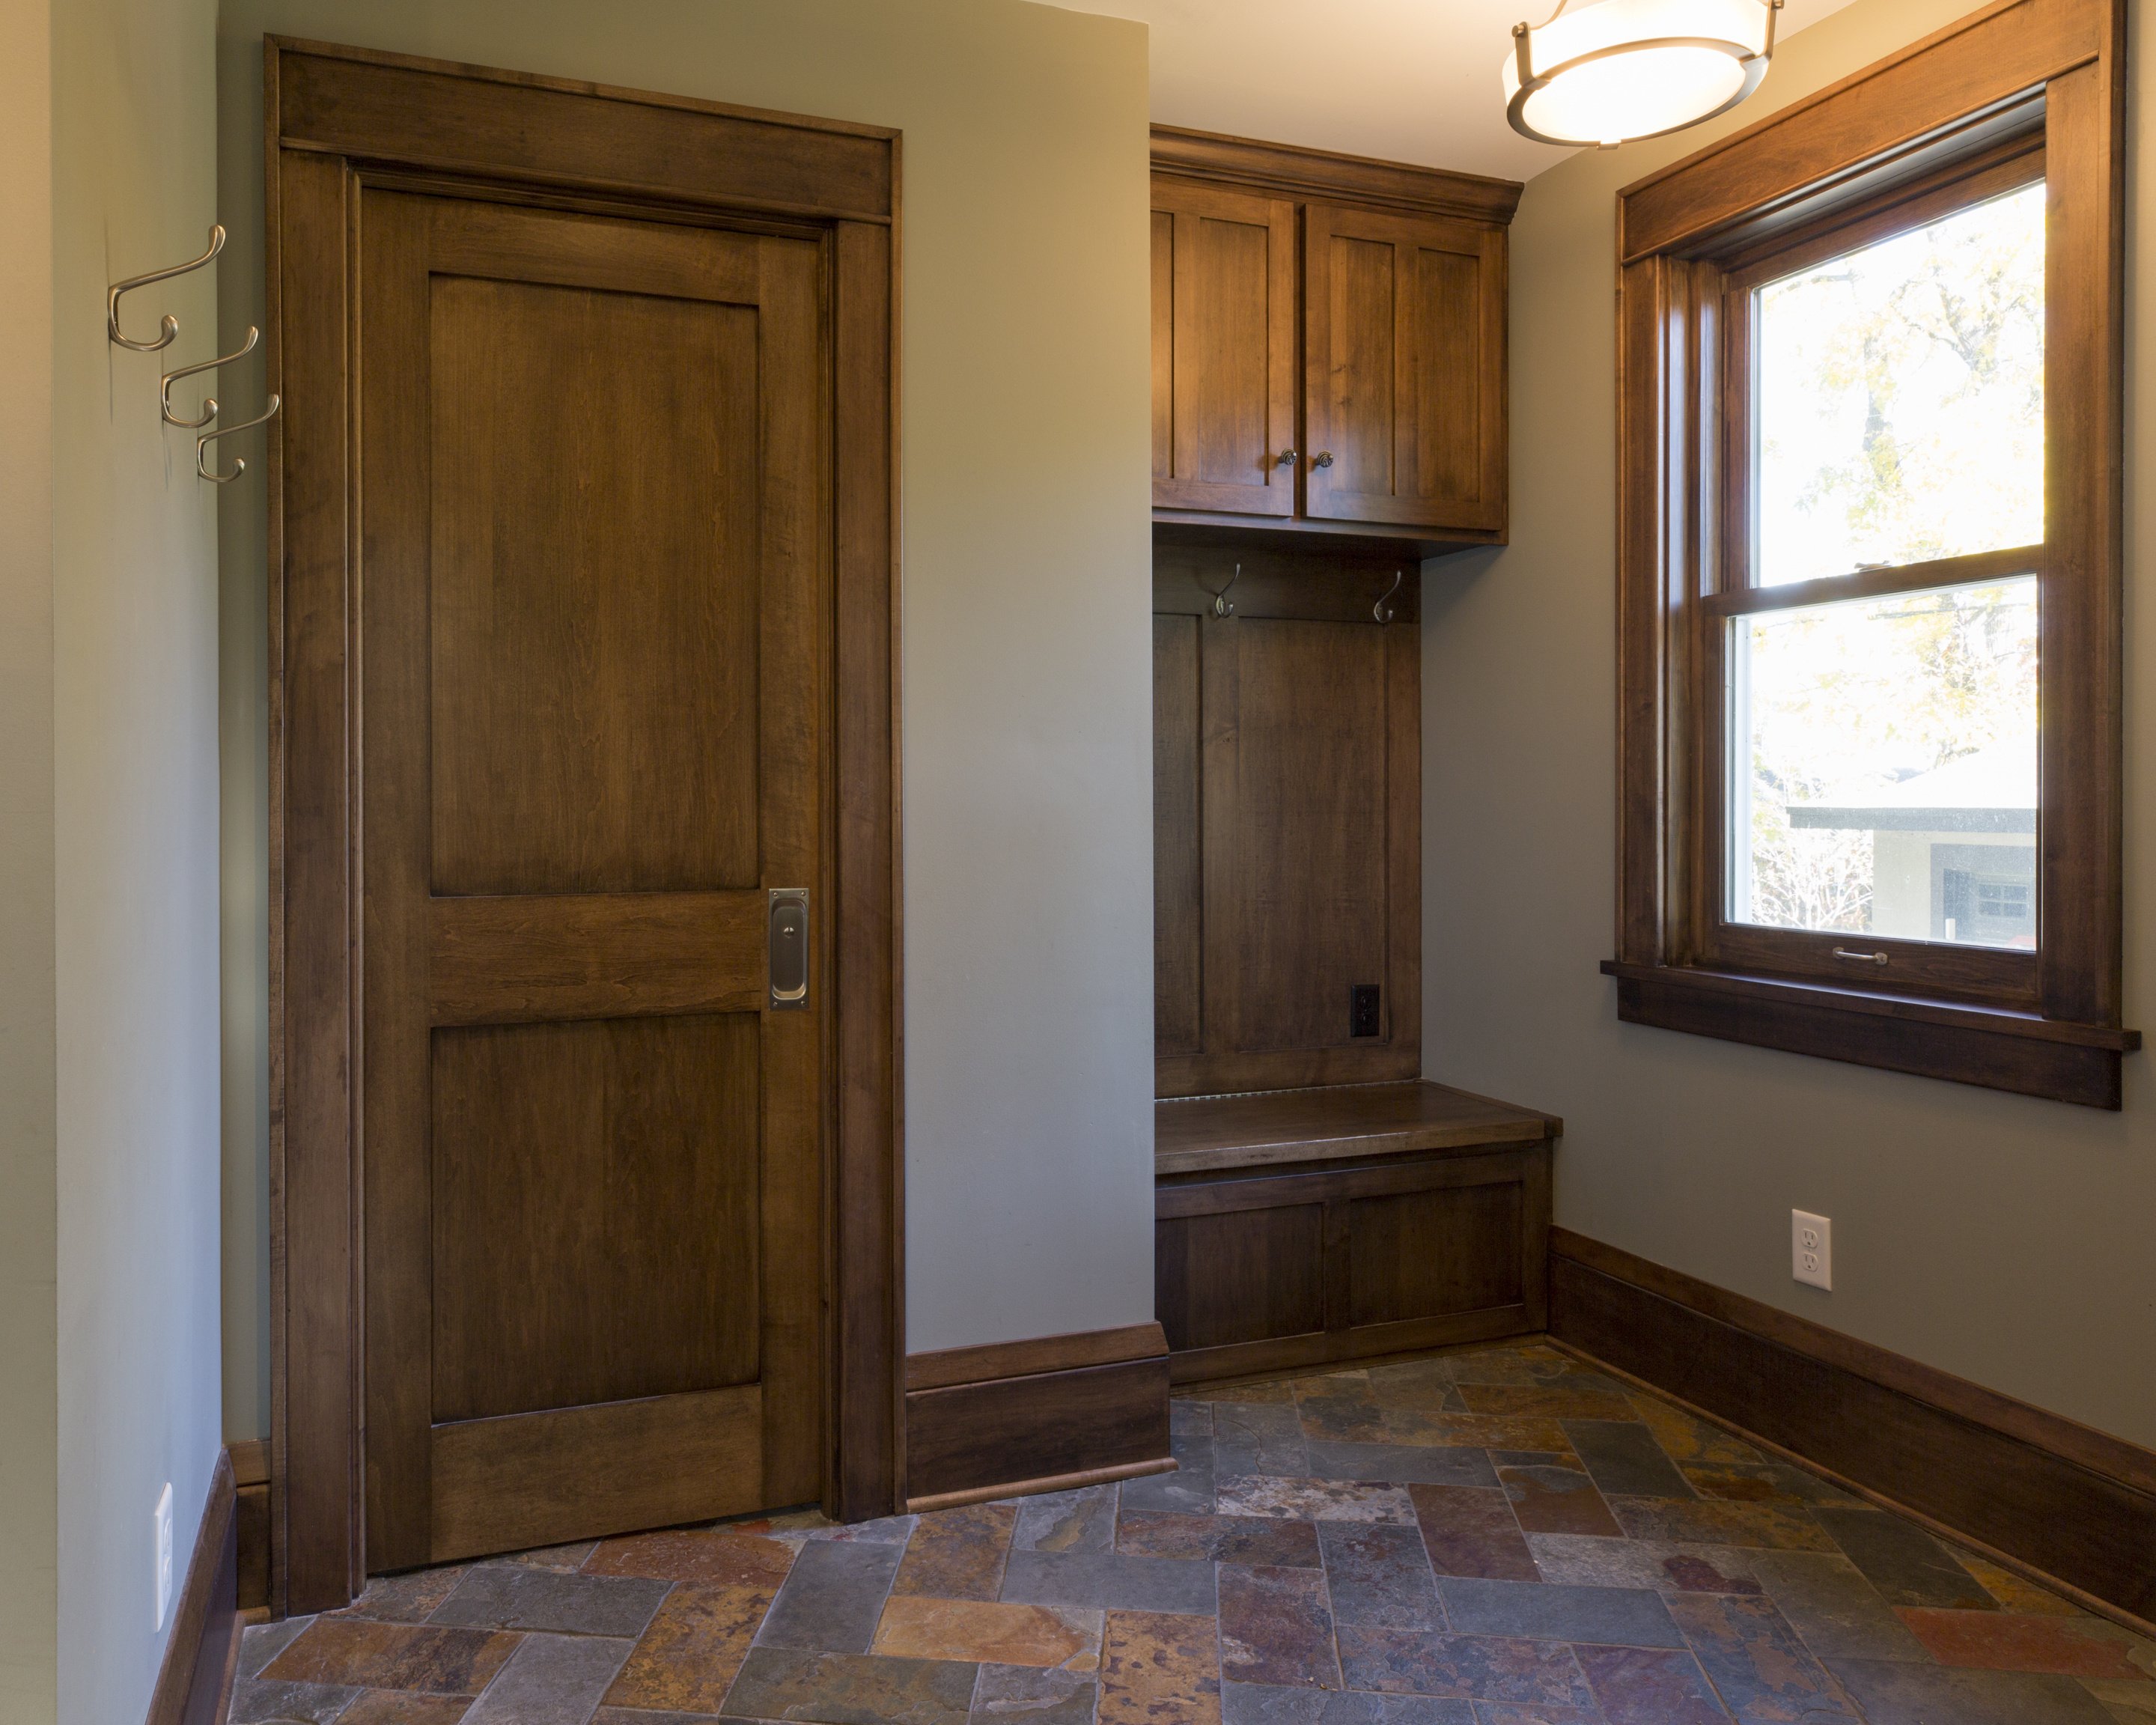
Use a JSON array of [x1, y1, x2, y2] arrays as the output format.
[[196, 392, 281, 484], [161, 326, 259, 429], [1374, 569, 1404, 624], [1199, 562, 1241, 618], [108, 225, 225, 353]]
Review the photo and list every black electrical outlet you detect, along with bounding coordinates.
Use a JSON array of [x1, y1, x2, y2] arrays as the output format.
[[1350, 983, 1382, 1038]]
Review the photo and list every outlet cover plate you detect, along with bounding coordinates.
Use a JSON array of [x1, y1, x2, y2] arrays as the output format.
[[1792, 1209, 1832, 1291], [153, 1480, 174, 1631]]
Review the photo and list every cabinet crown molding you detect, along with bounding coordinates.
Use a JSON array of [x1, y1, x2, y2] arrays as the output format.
[[1151, 124, 1524, 225]]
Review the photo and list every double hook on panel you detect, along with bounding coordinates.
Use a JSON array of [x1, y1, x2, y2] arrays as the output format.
[[108, 223, 281, 483], [1196, 563, 1406, 624]]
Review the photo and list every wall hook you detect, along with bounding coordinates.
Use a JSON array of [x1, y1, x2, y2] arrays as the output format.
[[1374, 569, 1404, 624], [108, 225, 225, 353], [196, 392, 281, 484], [1199, 562, 1241, 618], [161, 326, 260, 430]]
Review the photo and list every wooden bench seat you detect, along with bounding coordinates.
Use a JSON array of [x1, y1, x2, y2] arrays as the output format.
[[1154, 1081, 1559, 1385]]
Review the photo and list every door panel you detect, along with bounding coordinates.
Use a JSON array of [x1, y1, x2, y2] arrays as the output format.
[[1152, 175, 1297, 516], [1305, 203, 1505, 533], [428, 276, 762, 897], [360, 189, 828, 1569]]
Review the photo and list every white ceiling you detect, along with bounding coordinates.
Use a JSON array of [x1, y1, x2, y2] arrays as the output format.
[[1054, 0, 1859, 183]]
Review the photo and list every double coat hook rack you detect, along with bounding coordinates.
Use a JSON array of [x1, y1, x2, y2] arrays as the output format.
[[108, 224, 281, 484], [1198, 563, 1407, 624]]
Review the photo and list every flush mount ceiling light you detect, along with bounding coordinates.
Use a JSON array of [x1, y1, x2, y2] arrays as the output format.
[[1502, 0, 1783, 148]]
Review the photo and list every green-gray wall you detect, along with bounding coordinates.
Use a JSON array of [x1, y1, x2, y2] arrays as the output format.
[[215, 0, 1158, 1440], [1, 0, 225, 1719], [1425, 0, 2156, 1451]]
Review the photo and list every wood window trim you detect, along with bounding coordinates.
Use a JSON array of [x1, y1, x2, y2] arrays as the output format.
[[1605, 0, 2138, 1107], [266, 37, 904, 1614]]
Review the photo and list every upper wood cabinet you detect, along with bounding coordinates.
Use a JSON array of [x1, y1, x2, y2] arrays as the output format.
[[1150, 127, 1521, 550], [1151, 178, 1297, 517]]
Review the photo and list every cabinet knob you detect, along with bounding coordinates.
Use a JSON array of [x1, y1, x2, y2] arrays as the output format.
[[1276, 449, 1298, 467], [1312, 451, 1334, 469]]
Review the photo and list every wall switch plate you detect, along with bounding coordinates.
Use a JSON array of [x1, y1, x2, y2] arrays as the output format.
[[1350, 983, 1382, 1038], [153, 1481, 174, 1631], [1792, 1210, 1832, 1291]]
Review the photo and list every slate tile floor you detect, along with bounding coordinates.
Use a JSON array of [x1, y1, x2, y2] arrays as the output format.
[[230, 1340, 2156, 1725]]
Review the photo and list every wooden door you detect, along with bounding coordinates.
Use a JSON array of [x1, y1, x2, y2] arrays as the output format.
[[1303, 204, 1505, 535], [1152, 174, 1299, 516], [358, 189, 829, 1570]]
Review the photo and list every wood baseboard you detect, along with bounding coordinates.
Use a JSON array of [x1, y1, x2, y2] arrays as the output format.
[[1549, 1228, 2156, 1628], [145, 1450, 241, 1725], [229, 1440, 269, 1613], [904, 1323, 1172, 1505]]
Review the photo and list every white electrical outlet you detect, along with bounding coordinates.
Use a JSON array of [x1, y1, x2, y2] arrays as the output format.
[[153, 1482, 174, 1633], [1792, 1210, 1832, 1291]]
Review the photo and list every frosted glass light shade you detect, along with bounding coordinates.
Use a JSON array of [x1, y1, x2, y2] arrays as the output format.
[[1502, 0, 1779, 147]]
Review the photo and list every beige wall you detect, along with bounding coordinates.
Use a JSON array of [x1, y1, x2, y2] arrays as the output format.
[[216, 0, 1157, 1435], [1425, 0, 2156, 1449], [0, 0, 228, 1719]]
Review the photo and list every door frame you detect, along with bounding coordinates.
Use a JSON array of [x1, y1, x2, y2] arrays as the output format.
[[264, 37, 903, 1616]]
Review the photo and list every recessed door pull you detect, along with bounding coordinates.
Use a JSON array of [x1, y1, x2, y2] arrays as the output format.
[[770, 889, 809, 1010], [1832, 946, 1889, 967]]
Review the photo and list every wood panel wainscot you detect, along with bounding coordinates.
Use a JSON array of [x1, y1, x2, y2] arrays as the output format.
[[1550, 1228, 2156, 1632], [1157, 1082, 1558, 1385], [904, 1324, 1175, 1512]]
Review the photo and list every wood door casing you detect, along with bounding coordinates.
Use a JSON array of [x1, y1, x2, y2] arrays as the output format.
[[1151, 547, 1421, 1098], [1151, 174, 1298, 517], [1303, 203, 1505, 535], [359, 190, 827, 1571]]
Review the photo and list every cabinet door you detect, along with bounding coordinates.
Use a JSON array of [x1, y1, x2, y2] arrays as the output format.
[[1152, 175, 1298, 516], [1303, 203, 1505, 534]]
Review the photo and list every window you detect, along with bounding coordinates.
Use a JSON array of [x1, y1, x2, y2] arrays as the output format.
[[1605, 0, 2136, 1107]]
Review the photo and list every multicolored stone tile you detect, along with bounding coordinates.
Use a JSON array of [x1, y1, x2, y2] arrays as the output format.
[[1223, 1683, 1478, 1721], [1559, 1422, 1696, 1500], [1525, 1532, 1764, 1597], [1217, 1476, 1418, 1524], [1456, 1385, 1639, 1423], [1961, 1551, 2093, 1616], [1747, 1550, 1933, 1662], [1496, 1464, 1621, 1538], [970, 1661, 1100, 1723], [227, 1677, 365, 1724], [1013, 1486, 1117, 1554], [261, 1619, 520, 1695], [1826, 1655, 2125, 1724], [754, 1536, 908, 1654], [893, 1502, 1019, 1601], [1665, 1590, 1860, 1720], [1810, 1507, 1995, 1607], [871, 1595, 1101, 1672], [1217, 1565, 1342, 1689], [1001, 1547, 1219, 1613], [1624, 1395, 1761, 1467], [1677, 1459, 1858, 1508], [603, 1581, 779, 1713], [1334, 1625, 1595, 1709], [1097, 1609, 1222, 1725], [334, 1692, 475, 1725], [1318, 1522, 1443, 1631], [462, 1634, 633, 1725], [1570, 1644, 1729, 1724], [1897, 1607, 2155, 1678], [1116, 1509, 1324, 1567], [428, 1563, 669, 1637], [585, 1527, 797, 1589], [1606, 1495, 1836, 1552], [719, 1645, 978, 1725], [499, 1542, 600, 1572], [1434, 1577, 1683, 1648], [1407, 1485, 1538, 1583], [335, 1569, 471, 1624]]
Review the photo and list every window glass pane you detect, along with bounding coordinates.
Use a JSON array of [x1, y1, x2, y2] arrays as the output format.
[[1754, 181, 2044, 587], [1729, 576, 2037, 947]]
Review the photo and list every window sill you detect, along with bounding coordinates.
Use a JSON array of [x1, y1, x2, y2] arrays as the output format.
[[1598, 961, 2140, 1109]]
